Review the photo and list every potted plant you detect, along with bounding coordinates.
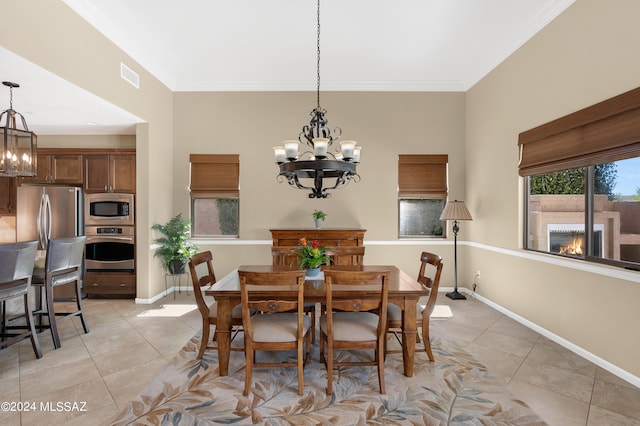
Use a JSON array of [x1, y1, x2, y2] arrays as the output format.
[[151, 213, 198, 274], [312, 209, 327, 229], [294, 237, 330, 276]]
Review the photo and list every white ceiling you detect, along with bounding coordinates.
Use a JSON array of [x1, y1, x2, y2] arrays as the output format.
[[2, 0, 575, 135]]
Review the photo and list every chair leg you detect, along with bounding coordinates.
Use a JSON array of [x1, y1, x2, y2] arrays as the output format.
[[46, 284, 61, 349], [422, 317, 434, 362], [24, 293, 42, 359], [297, 341, 304, 395], [74, 281, 89, 334], [243, 347, 253, 396], [326, 340, 333, 395], [198, 320, 210, 359], [377, 341, 385, 394], [1, 300, 6, 341]]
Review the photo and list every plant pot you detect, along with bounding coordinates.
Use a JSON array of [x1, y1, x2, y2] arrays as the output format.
[[305, 267, 321, 277], [170, 260, 186, 275], [314, 218, 324, 229]]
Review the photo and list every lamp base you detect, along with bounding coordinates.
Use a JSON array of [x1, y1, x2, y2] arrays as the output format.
[[446, 290, 467, 300]]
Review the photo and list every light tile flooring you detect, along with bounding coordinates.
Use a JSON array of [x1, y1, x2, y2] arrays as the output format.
[[1, 291, 639, 425]]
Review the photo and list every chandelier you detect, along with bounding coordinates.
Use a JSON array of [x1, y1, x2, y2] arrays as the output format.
[[273, 0, 360, 198], [1, 81, 37, 177]]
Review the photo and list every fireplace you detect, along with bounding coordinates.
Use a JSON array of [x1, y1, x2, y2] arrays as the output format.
[[547, 224, 604, 257]]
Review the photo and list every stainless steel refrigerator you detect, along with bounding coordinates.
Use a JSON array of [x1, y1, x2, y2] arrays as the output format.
[[16, 185, 84, 298], [16, 185, 83, 248]]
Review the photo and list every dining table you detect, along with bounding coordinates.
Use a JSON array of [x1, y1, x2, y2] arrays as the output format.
[[205, 264, 428, 377]]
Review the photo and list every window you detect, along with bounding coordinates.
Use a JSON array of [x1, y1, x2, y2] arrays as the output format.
[[398, 155, 448, 238], [189, 154, 239, 238], [520, 87, 640, 270]]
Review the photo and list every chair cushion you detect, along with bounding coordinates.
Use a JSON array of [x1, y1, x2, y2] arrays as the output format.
[[387, 303, 423, 322], [208, 303, 243, 319], [250, 313, 311, 342], [320, 312, 380, 341]]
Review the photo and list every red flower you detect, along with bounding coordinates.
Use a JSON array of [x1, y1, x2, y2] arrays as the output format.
[[310, 240, 320, 248]]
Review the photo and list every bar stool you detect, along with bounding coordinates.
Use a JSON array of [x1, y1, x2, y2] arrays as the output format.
[[0, 240, 42, 359], [32, 236, 88, 349]]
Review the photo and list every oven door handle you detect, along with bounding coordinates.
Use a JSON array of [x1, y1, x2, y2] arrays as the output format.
[[86, 236, 134, 243]]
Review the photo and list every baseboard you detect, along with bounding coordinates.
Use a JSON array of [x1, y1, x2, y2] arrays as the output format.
[[462, 288, 640, 389]]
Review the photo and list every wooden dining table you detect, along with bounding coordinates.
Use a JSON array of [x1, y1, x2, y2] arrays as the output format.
[[206, 264, 428, 377]]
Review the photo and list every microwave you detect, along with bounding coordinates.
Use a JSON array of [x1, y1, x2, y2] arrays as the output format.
[[85, 193, 135, 226]]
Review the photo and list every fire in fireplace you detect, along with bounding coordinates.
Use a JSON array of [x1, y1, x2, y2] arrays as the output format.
[[548, 224, 604, 258]]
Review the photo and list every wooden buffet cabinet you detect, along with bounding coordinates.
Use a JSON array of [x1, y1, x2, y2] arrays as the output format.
[[270, 228, 366, 247]]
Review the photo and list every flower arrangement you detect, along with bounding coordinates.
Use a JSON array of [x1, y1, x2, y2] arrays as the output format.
[[294, 237, 331, 269]]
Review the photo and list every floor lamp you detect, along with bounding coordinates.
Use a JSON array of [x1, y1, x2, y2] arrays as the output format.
[[439, 200, 473, 300]]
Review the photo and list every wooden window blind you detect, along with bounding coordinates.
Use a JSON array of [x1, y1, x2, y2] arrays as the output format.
[[189, 154, 239, 196], [518, 87, 640, 176], [398, 154, 448, 197]]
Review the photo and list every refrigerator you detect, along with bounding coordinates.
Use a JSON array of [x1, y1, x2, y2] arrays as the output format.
[[16, 185, 84, 297]]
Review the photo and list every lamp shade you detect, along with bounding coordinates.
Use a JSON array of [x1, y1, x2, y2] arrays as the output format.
[[439, 200, 473, 221]]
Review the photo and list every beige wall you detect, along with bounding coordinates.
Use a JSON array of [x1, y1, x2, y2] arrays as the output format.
[[173, 91, 466, 277], [466, 0, 640, 379]]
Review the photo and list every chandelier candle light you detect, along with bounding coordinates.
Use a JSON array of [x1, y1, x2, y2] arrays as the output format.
[[439, 200, 473, 300], [1, 81, 37, 177], [273, 0, 361, 198]]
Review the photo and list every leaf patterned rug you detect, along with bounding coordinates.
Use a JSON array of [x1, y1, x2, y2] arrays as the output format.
[[111, 324, 546, 425]]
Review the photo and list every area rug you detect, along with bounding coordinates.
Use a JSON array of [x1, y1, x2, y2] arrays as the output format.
[[111, 324, 545, 425]]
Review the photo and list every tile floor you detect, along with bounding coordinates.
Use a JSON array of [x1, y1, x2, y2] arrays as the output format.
[[1, 291, 639, 425]]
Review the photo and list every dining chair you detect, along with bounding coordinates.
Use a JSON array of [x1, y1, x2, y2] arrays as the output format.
[[270, 246, 300, 268], [320, 269, 390, 395], [270, 246, 317, 343], [188, 251, 244, 359], [239, 269, 310, 396], [386, 251, 443, 361], [32, 236, 88, 349], [0, 241, 42, 359], [323, 246, 365, 266]]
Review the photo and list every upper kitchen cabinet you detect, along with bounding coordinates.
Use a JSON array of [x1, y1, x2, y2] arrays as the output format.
[[84, 153, 136, 193], [0, 176, 17, 213], [21, 150, 83, 185]]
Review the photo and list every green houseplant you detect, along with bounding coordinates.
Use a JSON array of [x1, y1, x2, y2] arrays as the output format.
[[151, 213, 198, 274], [312, 210, 327, 229]]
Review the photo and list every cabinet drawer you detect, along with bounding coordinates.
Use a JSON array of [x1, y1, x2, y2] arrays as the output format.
[[84, 272, 136, 296]]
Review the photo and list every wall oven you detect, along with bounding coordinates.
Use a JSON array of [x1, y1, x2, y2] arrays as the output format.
[[85, 193, 134, 226], [85, 226, 135, 272]]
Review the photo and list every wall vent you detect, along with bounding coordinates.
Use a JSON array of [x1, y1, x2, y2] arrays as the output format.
[[120, 63, 139, 89]]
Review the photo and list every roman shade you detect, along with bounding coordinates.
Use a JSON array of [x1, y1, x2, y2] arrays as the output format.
[[398, 154, 448, 197], [518, 87, 640, 176], [189, 154, 239, 196]]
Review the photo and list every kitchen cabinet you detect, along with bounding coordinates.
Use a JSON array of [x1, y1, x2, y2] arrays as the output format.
[[0, 176, 17, 213], [270, 229, 366, 247], [21, 152, 83, 185], [84, 154, 136, 193], [83, 271, 136, 297]]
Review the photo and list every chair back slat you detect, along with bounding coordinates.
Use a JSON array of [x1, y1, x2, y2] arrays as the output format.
[[188, 251, 217, 318], [323, 269, 390, 334], [417, 251, 443, 317], [270, 246, 300, 268], [324, 246, 365, 266]]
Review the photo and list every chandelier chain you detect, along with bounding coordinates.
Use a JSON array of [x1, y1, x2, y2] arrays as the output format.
[[316, 0, 321, 109]]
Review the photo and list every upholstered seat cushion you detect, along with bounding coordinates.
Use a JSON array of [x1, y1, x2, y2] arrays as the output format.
[[208, 303, 243, 319], [250, 313, 311, 343], [387, 303, 423, 322], [320, 312, 380, 341]]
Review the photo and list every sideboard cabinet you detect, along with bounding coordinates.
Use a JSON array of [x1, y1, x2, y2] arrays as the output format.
[[270, 228, 366, 247]]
